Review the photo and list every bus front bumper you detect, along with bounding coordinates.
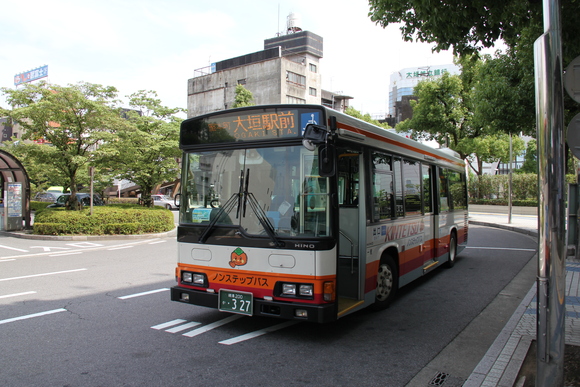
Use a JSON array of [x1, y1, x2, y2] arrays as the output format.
[[170, 286, 336, 323]]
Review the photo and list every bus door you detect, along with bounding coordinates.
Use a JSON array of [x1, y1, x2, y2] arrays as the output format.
[[336, 151, 365, 314], [420, 164, 437, 270]]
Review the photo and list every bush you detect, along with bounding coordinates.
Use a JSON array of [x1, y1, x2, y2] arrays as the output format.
[[30, 201, 51, 212], [32, 206, 174, 235]]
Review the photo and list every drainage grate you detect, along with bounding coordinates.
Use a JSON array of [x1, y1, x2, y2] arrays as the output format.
[[429, 372, 450, 386], [428, 371, 465, 387]]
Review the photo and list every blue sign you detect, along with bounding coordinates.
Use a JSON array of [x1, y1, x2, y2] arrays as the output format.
[[14, 65, 48, 86]]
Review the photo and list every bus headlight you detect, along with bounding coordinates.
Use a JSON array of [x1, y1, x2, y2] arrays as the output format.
[[299, 284, 313, 296], [181, 271, 207, 287], [282, 283, 296, 295], [278, 282, 314, 299]]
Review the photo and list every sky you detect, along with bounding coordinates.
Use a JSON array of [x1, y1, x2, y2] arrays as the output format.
[[1, 0, 461, 118]]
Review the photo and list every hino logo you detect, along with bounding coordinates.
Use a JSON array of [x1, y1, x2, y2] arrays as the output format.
[[294, 243, 315, 249]]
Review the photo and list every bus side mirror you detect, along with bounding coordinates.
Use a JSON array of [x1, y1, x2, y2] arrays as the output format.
[[302, 124, 328, 151], [319, 144, 336, 177]]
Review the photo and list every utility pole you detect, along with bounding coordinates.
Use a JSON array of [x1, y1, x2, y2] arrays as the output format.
[[534, 0, 566, 384]]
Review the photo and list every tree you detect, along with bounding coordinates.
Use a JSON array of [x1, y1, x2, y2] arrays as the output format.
[[102, 90, 183, 207], [396, 58, 525, 177], [368, 0, 580, 56], [0, 81, 125, 209], [345, 106, 391, 129], [232, 84, 254, 108], [519, 139, 537, 174]]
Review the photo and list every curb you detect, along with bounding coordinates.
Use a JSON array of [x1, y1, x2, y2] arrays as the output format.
[[0, 226, 177, 241]]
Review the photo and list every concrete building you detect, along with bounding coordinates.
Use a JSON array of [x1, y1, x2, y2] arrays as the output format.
[[388, 64, 460, 124], [187, 15, 350, 118]]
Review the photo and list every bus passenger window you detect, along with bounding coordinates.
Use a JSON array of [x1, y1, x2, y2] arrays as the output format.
[[338, 152, 359, 206], [439, 168, 450, 212], [372, 152, 394, 221], [403, 159, 421, 216]]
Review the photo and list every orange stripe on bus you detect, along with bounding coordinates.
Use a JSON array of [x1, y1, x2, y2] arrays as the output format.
[[335, 121, 464, 167]]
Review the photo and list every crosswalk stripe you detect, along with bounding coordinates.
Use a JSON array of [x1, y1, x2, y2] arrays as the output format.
[[166, 321, 201, 333], [151, 319, 186, 330], [219, 321, 298, 345], [182, 315, 244, 337]]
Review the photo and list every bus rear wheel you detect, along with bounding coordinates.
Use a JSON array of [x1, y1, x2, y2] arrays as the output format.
[[445, 232, 457, 268], [370, 256, 398, 311]]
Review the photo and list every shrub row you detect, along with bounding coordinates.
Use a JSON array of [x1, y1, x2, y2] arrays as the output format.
[[33, 205, 174, 235]]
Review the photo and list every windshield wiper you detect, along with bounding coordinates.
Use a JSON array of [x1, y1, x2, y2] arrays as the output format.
[[242, 169, 283, 247], [198, 192, 240, 243]]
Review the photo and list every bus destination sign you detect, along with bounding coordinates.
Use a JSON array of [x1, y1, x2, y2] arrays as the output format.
[[181, 107, 324, 146], [208, 110, 298, 140]]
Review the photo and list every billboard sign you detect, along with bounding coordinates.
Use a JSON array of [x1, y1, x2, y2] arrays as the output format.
[[14, 65, 48, 86]]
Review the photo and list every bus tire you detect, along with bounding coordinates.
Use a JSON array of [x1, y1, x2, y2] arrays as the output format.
[[370, 255, 398, 311], [445, 232, 457, 268]]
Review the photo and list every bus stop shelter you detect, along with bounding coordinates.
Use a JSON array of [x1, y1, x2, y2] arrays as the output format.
[[0, 149, 30, 231]]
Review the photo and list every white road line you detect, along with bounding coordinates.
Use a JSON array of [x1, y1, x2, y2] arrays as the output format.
[[151, 319, 187, 330], [107, 246, 134, 251], [0, 291, 37, 299], [0, 268, 87, 282], [465, 246, 537, 252], [183, 315, 244, 337], [49, 252, 83, 257], [218, 320, 298, 345], [0, 244, 28, 252], [0, 259, 16, 263], [118, 288, 169, 300], [166, 321, 201, 333], [0, 308, 67, 325], [148, 240, 166, 245]]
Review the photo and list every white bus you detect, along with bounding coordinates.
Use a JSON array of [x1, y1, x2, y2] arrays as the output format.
[[171, 105, 468, 323]]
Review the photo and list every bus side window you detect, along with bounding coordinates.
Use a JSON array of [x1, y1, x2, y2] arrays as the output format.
[[439, 168, 450, 212], [371, 152, 394, 221]]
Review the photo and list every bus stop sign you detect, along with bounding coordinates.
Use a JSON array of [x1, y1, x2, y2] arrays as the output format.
[[565, 56, 580, 104], [568, 113, 580, 159]]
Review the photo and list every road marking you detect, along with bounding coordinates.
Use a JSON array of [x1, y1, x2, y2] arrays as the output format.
[[151, 319, 187, 330], [0, 268, 87, 282], [218, 321, 299, 345], [0, 308, 67, 325], [118, 288, 169, 300], [30, 246, 70, 252], [148, 240, 166, 245], [107, 246, 134, 251], [0, 259, 16, 263], [182, 315, 243, 337], [465, 246, 536, 252], [0, 244, 28, 252], [49, 252, 83, 257], [0, 291, 36, 299], [166, 321, 201, 333]]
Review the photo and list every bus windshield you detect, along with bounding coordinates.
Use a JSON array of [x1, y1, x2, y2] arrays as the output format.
[[180, 145, 331, 238]]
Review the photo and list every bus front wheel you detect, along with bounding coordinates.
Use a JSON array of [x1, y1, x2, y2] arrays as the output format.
[[370, 256, 398, 311]]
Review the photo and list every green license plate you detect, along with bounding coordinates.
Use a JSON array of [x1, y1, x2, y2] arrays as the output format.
[[218, 289, 253, 316]]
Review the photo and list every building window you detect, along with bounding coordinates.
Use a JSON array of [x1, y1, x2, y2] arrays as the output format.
[[309, 63, 317, 73], [309, 87, 317, 96], [286, 95, 306, 104], [237, 79, 246, 85], [286, 71, 306, 86]]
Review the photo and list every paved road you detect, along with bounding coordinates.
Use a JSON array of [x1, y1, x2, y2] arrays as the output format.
[[0, 225, 536, 386]]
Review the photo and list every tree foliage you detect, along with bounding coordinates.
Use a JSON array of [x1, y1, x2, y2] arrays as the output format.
[[396, 57, 525, 176], [232, 84, 255, 108], [100, 90, 183, 207], [345, 106, 391, 129], [0, 81, 125, 209]]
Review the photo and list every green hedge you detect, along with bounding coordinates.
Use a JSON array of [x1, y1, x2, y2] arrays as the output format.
[[33, 206, 174, 236]]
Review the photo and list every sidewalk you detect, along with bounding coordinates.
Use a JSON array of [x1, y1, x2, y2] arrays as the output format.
[[464, 210, 580, 386]]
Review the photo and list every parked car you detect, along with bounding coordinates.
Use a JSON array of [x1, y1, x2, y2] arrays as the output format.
[[152, 194, 178, 210], [47, 193, 105, 208], [33, 192, 61, 203]]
